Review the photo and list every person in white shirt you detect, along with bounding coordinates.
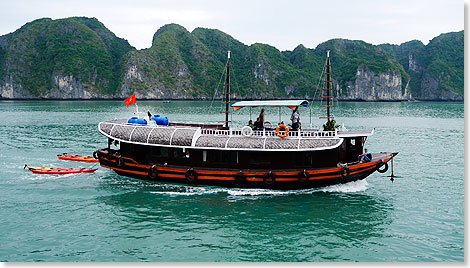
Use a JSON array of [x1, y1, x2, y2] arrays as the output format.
[[290, 107, 300, 131]]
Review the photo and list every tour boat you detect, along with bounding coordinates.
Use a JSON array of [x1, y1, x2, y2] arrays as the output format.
[[94, 51, 398, 189]]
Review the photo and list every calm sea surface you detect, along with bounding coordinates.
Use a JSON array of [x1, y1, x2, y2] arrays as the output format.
[[0, 100, 464, 262]]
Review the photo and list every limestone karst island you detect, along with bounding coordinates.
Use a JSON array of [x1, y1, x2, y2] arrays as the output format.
[[0, 17, 464, 101]]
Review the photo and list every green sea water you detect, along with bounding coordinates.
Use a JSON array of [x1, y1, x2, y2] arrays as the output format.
[[0, 100, 464, 262]]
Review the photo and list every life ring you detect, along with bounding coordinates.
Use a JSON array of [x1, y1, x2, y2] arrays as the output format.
[[186, 168, 198, 182], [377, 161, 389, 173], [93, 151, 99, 159], [264, 121, 272, 129], [263, 171, 276, 185], [148, 165, 158, 179], [234, 171, 246, 186], [116, 156, 124, 167], [341, 166, 350, 177], [298, 170, 309, 183], [241, 126, 253, 137], [276, 124, 289, 138]]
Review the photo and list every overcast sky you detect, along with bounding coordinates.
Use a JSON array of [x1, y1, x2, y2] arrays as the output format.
[[0, 0, 464, 51]]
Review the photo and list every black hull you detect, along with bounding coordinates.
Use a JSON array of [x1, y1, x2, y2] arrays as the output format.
[[111, 170, 376, 190], [97, 149, 393, 190]]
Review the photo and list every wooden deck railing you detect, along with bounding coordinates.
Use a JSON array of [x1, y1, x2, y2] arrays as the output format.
[[200, 128, 337, 138]]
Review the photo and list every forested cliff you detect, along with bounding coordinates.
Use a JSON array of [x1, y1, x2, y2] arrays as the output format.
[[0, 17, 463, 100]]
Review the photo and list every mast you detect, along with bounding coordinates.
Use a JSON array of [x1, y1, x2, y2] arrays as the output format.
[[320, 50, 334, 123], [225, 51, 231, 128]]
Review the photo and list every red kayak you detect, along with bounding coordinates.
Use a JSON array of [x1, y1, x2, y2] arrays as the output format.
[[25, 165, 97, 174], [57, 153, 99, 163]]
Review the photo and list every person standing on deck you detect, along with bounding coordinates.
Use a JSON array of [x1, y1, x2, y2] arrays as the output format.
[[253, 117, 263, 130], [259, 109, 265, 125], [291, 107, 300, 131]]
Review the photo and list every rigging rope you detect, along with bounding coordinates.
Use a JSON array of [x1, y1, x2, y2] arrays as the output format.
[[329, 60, 339, 115], [231, 66, 243, 100], [309, 56, 327, 127], [210, 59, 229, 108], [312, 56, 328, 102]]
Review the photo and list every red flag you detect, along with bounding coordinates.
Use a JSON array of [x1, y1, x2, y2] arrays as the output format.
[[124, 93, 136, 107]]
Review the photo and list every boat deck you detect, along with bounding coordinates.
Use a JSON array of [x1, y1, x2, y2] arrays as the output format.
[[98, 119, 374, 152]]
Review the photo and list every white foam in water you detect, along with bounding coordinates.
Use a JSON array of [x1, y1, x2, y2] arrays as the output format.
[[150, 185, 224, 196], [321, 179, 369, 193], [225, 189, 293, 196], [149, 180, 368, 197]]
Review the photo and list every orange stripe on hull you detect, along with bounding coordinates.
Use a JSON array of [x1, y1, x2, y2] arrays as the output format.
[[197, 176, 234, 181], [350, 165, 376, 175], [158, 167, 187, 173], [120, 156, 138, 164], [101, 157, 149, 169], [349, 161, 376, 170], [124, 162, 149, 169], [100, 153, 386, 183], [158, 174, 185, 179], [241, 172, 266, 176], [309, 174, 342, 180], [196, 170, 238, 176], [272, 171, 301, 176], [101, 165, 148, 176], [275, 178, 300, 182]]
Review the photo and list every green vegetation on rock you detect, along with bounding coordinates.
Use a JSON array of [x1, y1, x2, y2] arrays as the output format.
[[0, 18, 463, 100], [0, 17, 134, 97]]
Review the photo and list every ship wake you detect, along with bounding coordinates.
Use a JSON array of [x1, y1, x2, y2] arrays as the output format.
[[149, 179, 369, 197]]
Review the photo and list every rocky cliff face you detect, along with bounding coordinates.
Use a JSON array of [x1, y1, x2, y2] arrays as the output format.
[[0, 72, 113, 99], [0, 73, 29, 98], [47, 73, 108, 99], [340, 68, 411, 101], [116, 24, 222, 100], [117, 50, 195, 99], [379, 31, 464, 101], [420, 74, 463, 101]]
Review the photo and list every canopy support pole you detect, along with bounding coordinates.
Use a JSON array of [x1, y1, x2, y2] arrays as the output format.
[[279, 107, 281, 123], [309, 104, 312, 129]]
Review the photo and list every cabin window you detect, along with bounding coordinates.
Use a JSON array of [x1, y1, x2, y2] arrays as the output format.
[[305, 153, 312, 166], [126, 144, 135, 155], [203, 150, 207, 162], [340, 140, 346, 151], [248, 152, 271, 166], [296, 152, 313, 166], [350, 139, 355, 146], [172, 148, 186, 158], [249, 158, 271, 166], [151, 147, 169, 158], [209, 150, 238, 164], [133, 144, 148, 163]]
